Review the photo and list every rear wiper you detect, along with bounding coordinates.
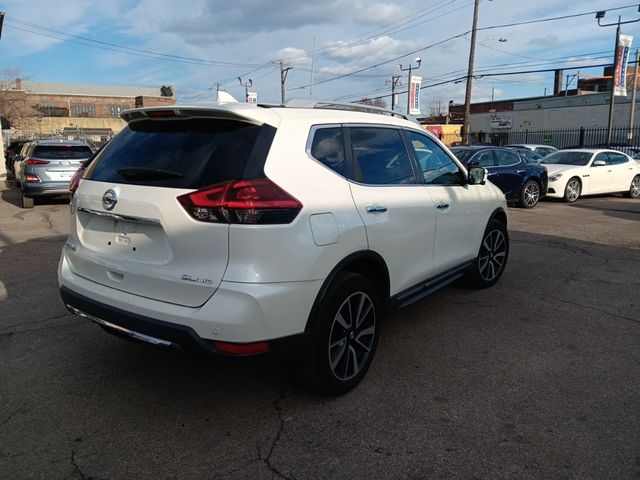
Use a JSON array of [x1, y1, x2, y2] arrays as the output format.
[[116, 167, 184, 180]]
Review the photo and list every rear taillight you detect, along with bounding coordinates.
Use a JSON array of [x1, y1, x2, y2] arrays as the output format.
[[69, 167, 86, 194], [25, 159, 49, 165], [177, 178, 302, 225], [25, 174, 40, 183]]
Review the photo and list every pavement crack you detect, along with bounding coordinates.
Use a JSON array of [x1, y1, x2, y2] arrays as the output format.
[[71, 446, 104, 480], [260, 386, 296, 480], [0, 403, 27, 427]]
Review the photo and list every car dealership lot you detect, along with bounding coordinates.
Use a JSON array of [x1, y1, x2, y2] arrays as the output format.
[[1, 178, 639, 479]]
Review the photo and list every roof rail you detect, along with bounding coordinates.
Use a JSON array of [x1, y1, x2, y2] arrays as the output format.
[[284, 99, 420, 124]]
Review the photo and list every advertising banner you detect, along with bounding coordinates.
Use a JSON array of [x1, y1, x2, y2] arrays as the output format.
[[247, 92, 258, 104], [408, 76, 422, 115], [490, 118, 512, 129], [614, 34, 633, 96]]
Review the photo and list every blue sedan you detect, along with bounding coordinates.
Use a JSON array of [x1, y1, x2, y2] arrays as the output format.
[[450, 146, 548, 208]]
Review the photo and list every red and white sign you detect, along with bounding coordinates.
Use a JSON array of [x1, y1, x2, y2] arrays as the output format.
[[247, 92, 258, 104], [614, 34, 633, 96], [408, 76, 421, 115]]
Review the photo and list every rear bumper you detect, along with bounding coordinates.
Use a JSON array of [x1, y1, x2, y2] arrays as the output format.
[[58, 250, 321, 349], [22, 181, 70, 198]]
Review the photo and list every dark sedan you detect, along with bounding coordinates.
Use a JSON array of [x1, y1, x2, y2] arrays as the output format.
[[450, 146, 548, 208]]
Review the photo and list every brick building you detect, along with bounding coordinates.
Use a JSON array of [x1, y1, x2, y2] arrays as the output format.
[[0, 79, 176, 146]]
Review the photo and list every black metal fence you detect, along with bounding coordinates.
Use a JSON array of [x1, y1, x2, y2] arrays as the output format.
[[467, 126, 640, 152]]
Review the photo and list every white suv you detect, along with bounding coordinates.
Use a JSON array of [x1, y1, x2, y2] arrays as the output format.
[[59, 100, 509, 395]]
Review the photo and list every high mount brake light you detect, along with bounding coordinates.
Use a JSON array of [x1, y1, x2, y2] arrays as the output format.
[[146, 110, 177, 118], [177, 178, 302, 225]]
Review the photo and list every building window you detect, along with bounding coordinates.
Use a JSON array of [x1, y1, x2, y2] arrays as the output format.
[[108, 105, 126, 118], [35, 104, 69, 117], [71, 104, 96, 117]]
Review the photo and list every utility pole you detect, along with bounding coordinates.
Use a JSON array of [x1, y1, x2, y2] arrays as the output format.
[[310, 37, 316, 99], [628, 49, 640, 146], [238, 77, 253, 103], [491, 87, 494, 102], [388, 75, 401, 111], [597, 9, 640, 146], [399, 57, 421, 115], [278, 60, 292, 104], [462, 0, 480, 145]]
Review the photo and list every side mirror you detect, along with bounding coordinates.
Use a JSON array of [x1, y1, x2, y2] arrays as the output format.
[[592, 160, 606, 167], [468, 166, 487, 185]]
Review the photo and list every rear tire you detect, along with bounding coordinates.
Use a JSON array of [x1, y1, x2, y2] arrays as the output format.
[[465, 219, 509, 289], [520, 180, 540, 208], [299, 272, 381, 396], [624, 175, 640, 198], [563, 177, 581, 203], [21, 193, 34, 209]]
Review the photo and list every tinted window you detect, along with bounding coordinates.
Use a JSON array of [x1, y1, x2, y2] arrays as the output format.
[[607, 152, 628, 165], [495, 149, 520, 166], [449, 148, 473, 163], [86, 119, 265, 189], [471, 150, 495, 167], [309, 127, 345, 176], [406, 131, 462, 185], [351, 127, 415, 185], [542, 151, 592, 166], [33, 145, 93, 159]]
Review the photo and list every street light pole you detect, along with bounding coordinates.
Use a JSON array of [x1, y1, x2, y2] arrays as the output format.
[[597, 8, 640, 146], [238, 77, 253, 103], [389, 75, 401, 111], [463, 0, 480, 145], [399, 57, 421, 115]]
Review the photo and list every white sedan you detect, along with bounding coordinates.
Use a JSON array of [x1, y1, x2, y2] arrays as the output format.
[[542, 149, 640, 202]]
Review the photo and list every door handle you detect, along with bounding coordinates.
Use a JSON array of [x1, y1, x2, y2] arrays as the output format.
[[436, 202, 450, 210], [516, 170, 526, 174], [366, 205, 387, 213]]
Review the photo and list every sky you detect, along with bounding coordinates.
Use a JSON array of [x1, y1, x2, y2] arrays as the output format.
[[0, 0, 639, 114]]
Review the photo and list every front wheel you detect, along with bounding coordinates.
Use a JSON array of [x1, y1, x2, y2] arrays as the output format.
[[466, 219, 509, 289], [520, 180, 540, 208], [624, 175, 640, 198], [564, 177, 581, 203], [300, 272, 381, 396]]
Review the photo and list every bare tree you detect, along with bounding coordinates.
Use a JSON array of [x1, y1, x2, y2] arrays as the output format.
[[0, 69, 34, 134], [428, 97, 445, 117], [355, 97, 388, 109]]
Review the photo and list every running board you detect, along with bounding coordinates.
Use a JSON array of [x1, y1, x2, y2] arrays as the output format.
[[390, 262, 472, 309]]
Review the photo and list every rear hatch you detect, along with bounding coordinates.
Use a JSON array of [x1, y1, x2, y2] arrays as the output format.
[[29, 144, 93, 182], [67, 111, 275, 307]]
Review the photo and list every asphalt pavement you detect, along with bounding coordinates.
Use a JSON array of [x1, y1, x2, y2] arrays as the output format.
[[1, 174, 639, 480]]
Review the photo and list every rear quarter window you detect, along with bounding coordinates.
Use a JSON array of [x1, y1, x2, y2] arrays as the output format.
[[85, 119, 269, 189]]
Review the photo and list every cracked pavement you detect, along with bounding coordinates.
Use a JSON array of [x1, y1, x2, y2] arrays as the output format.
[[1, 177, 640, 479]]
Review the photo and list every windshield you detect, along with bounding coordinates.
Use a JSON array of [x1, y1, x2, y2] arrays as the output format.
[[449, 149, 473, 163], [33, 145, 93, 159], [541, 151, 592, 166]]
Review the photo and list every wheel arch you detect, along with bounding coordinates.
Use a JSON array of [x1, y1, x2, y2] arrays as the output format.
[[304, 250, 390, 333], [489, 207, 508, 228]]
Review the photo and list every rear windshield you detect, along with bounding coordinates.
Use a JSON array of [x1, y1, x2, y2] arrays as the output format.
[[85, 119, 267, 189], [33, 145, 93, 159]]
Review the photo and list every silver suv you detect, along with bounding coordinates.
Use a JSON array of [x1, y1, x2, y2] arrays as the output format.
[[60, 100, 509, 395], [15, 139, 93, 208]]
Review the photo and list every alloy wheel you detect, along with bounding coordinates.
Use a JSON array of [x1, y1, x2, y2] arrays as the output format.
[[566, 180, 580, 202], [631, 177, 640, 198], [328, 291, 376, 381], [478, 229, 507, 282], [523, 182, 540, 207]]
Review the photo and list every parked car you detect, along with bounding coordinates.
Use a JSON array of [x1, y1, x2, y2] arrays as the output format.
[[505, 144, 557, 157], [506, 146, 544, 164], [542, 149, 640, 202], [450, 145, 548, 208], [5, 140, 28, 177], [14, 139, 93, 208], [59, 101, 509, 395]]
